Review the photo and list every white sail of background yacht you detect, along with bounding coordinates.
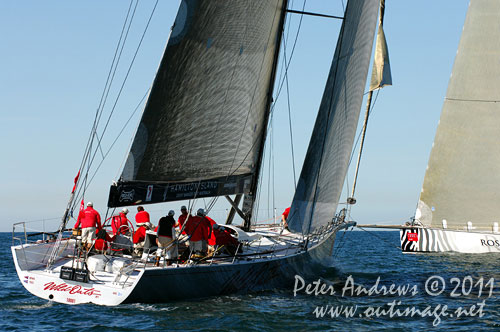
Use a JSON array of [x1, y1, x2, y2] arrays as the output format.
[[402, 0, 500, 253]]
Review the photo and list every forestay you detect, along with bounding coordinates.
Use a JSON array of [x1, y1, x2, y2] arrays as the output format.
[[109, 0, 286, 207], [287, 0, 379, 235], [417, 0, 500, 231]]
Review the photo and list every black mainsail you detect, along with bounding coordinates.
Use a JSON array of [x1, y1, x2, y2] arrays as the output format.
[[287, 0, 379, 234], [109, 0, 287, 207]]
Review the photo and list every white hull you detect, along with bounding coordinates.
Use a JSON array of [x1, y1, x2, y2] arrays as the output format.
[[11, 240, 144, 306], [12, 223, 351, 305], [400, 227, 500, 253]]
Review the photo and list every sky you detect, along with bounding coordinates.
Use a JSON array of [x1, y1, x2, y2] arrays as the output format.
[[0, 0, 470, 232]]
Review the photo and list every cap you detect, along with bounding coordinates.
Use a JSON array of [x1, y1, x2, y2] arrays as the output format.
[[197, 208, 205, 216], [121, 208, 129, 214], [180, 205, 187, 211], [168, 210, 175, 216], [87, 202, 93, 207]]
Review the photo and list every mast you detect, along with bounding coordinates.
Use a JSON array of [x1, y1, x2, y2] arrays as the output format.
[[348, 91, 373, 204], [348, 0, 391, 205], [242, 0, 289, 231]]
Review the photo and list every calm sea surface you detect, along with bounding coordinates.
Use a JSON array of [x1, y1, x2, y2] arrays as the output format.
[[1, 231, 498, 331]]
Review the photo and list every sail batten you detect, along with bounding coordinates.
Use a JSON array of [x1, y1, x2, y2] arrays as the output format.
[[417, 0, 500, 231], [109, 0, 286, 207], [287, 0, 379, 234]]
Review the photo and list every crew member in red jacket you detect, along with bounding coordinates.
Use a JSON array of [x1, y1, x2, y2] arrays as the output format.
[[281, 206, 291, 230], [135, 206, 152, 229], [94, 228, 115, 254], [206, 215, 217, 252], [74, 202, 102, 250], [133, 225, 147, 244], [177, 205, 191, 234], [111, 207, 130, 235], [184, 208, 212, 255], [132, 223, 148, 256], [211, 225, 240, 256]]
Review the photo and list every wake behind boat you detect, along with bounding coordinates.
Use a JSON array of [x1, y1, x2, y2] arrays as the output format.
[[12, 0, 385, 305]]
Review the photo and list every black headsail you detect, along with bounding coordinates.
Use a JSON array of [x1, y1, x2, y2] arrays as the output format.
[[109, 0, 287, 208], [287, 0, 379, 235]]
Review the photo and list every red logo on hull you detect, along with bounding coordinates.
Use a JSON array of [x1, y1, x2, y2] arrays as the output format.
[[43, 282, 101, 297], [407, 232, 419, 242]]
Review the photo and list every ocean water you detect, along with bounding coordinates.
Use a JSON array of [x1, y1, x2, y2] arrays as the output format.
[[2, 231, 499, 331]]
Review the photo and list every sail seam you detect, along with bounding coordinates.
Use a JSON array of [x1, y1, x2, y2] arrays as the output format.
[[445, 97, 500, 103]]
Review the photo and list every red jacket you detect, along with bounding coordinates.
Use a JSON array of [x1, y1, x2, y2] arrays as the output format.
[[206, 217, 217, 246], [184, 216, 211, 242], [74, 207, 101, 229], [95, 231, 115, 251], [178, 213, 192, 234], [212, 228, 239, 246], [94, 239, 106, 251], [111, 213, 129, 235], [178, 213, 190, 227], [282, 207, 290, 220], [135, 210, 150, 225], [133, 226, 147, 244]]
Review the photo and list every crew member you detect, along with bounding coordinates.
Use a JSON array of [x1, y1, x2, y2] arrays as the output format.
[[133, 223, 148, 256], [135, 206, 152, 229], [154, 210, 178, 266], [111, 207, 130, 235], [94, 228, 115, 254], [281, 206, 291, 230], [211, 224, 240, 256], [184, 208, 212, 255], [206, 214, 217, 254], [177, 205, 191, 233], [74, 201, 102, 251]]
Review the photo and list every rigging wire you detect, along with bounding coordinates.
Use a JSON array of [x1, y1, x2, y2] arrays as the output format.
[[225, 0, 308, 227], [114, 88, 151, 180], [86, 0, 159, 182], [303, 2, 350, 237], [253, 0, 307, 225], [282, 37, 298, 189], [72, 0, 136, 200], [343, 88, 380, 212], [70, 1, 159, 213], [270, 0, 307, 113], [225, 0, 307, 179], [71, 0, 139, 213], [331, 226, 353, 259], [267, 119, 273, 218], [226, 3, 285, 179], [275, 0, 297, 99], [357, 226, 403, 251], [94, 0, 136, 136], [94, 0, 140, 142], [87, 0, 140, 175], [75, 88, 150, 208]]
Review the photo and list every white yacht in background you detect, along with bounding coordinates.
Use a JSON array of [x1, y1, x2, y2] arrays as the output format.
[[401, 0, 500, 253]]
